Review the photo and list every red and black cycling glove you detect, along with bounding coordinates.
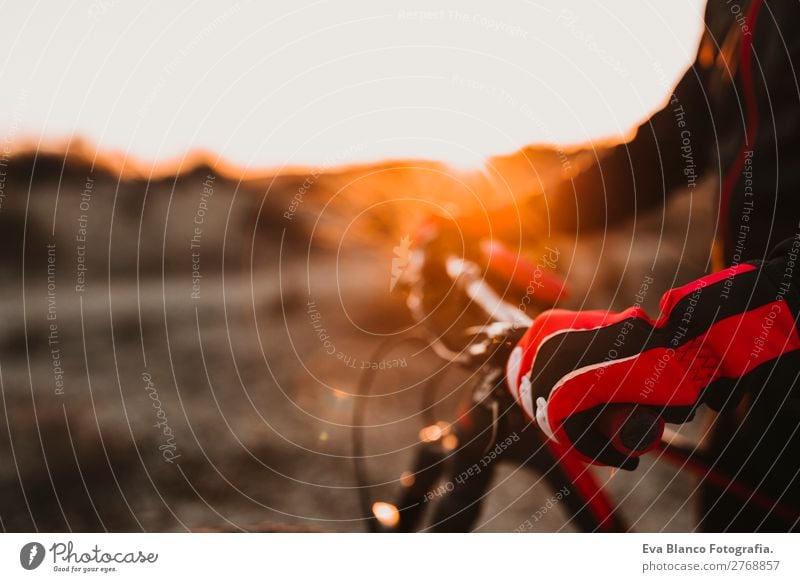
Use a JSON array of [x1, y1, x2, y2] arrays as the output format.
[[507, 238, 800, 469]]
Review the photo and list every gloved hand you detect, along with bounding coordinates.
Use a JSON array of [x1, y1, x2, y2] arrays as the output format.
[[506, 253, 800, 470]]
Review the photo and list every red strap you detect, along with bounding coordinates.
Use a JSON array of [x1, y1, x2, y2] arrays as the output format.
[[719, 0, 764, 253], [547, 439, 621, 532], [657, 442, 800, 525], [480, 240, 569, 304]]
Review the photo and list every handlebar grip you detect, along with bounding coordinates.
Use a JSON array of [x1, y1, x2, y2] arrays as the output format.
[[597, 406, 664, 457]]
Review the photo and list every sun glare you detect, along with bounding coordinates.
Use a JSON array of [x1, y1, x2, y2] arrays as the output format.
[[0, 1, 706, 170]]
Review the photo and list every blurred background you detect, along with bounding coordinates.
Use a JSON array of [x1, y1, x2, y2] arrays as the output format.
[[0, 0, 715, 531]]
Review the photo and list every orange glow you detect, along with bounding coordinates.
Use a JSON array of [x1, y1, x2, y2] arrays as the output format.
[[419, 424, 444, 443], [371, 502, 400, 528], [400, 471, 416, 488], [419, 421, 454, 443], [442, 434, 459, 452]]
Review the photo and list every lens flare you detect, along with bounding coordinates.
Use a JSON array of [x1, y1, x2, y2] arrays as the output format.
[[442, 434, 459, 452], [419, 421, 453, 443], [371, 502, 400, 528], [418, 424, 444, 443]]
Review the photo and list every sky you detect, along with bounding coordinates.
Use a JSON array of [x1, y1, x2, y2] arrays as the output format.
[[0, 0, 707, 170]]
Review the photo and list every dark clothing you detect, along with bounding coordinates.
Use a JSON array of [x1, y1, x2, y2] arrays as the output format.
[[536, 1, 800, 531], [547, 0, 800, 267]]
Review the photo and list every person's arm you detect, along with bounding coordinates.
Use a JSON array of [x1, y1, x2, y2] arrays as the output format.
[[507, 236, 800, 469], [542, 61, 714, 234]]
